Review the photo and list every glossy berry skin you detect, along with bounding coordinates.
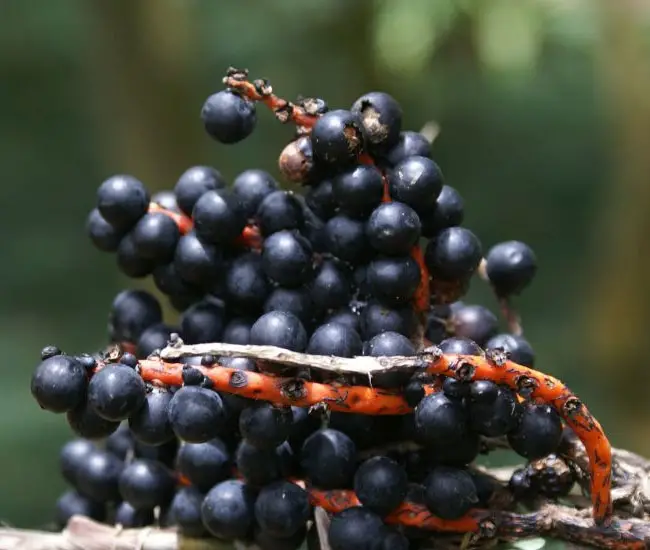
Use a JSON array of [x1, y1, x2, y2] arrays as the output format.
[[353, 456, 408, 516], [86, 208, 125, 252], [333, 165, 383, 219], [310, 260, 351, 312], [425, 226, 482, 281], [366, 202, 422, 256], [306, 179, 337, 220], [97, 174, 149, 230], [256, 190, 304, 236], [131, 212, 180, 263], [508, 404, 563, 460], [239, 403, 293, 450], [254, 527, 306, 550], [180, 300, 226, 344], [168, 486, 206, 537], [420, 184, 464, 237], [261, 230, 313, 287], [509, 467, 535, 499], [486, 333, 535, 367], [136, 323, 177, 358], [388, 155, 443, 212], [366, 255, 420, 306], [31, 355, 86, 413], [468, 381, 522, 437], [66, 402, 120, 440], [232, 169, 279, 218], [360, 301, 417, 340], [87, 364, 146, 421], [438, 336, 483, 356], [250, 311, 308, 352], [55, 490, 105, 527], [300, 429, 357, 489], [116, 234, 155, 278], [128, 389, 174, 446], [153, 262, 199, 298], [264, 287, 312, 325], [168, 386, 226, 443], [222, 317, 253, 345], [235, 440, 295, 487], [60, 438, 96, 487], [174, 165, 226, 216], [119, 458, 175, 510], [328, 507, 385, 550], [307, 322, 362, 358], [174, 232, 224, 289], [424, 467, 478, 519], [176, 438, 231, 492], [192, 190, 247, 245], [115, 501, 155, 528], [485, 240, 537, 296], [451, 304, 499, 347], [351, 91, 402, 153], [325, 214, 373, 265], [442, 377, 470, 400], [325, 308, 361, 334], [201, 479, 256, 539], [226, 252, 271, 312], [364, 331, 415, 357], [383, 131, 432, 167], [109, 289, 162, 344], [254, 481, 311, 538], [311, 109, 365, 167], [414, 393, 478, 465], [76, 449, 122, 502], [201, 90, 256, 144], [151, 190, 179, 212]]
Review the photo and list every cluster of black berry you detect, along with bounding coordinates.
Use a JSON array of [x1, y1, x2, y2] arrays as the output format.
[[30, 68, 568, 550]]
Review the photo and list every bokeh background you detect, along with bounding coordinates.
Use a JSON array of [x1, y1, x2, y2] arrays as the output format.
[[2, 0, 650, 529]]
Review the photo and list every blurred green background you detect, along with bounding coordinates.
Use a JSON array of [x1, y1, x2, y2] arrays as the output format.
[[2, 0, 650, 529]]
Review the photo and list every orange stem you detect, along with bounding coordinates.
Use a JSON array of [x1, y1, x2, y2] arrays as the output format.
[[426, 353, 612, 525], [137, 360, 411, 415], [223, 71, 319, 129], [234, 224, 262, 250]]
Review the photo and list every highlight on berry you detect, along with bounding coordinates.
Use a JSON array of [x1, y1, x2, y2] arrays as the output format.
[[26, 66, 648, 550]]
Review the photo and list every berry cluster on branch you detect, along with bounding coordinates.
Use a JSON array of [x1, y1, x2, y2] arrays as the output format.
[[25, 66, 644, 549]]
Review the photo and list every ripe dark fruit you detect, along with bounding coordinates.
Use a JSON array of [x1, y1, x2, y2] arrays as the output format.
[[256, 190, 304, 236], [180, 300, 226, 344], [176, 438, 231, 492], [307, 322, 362, 358], [425, 226, 482, 281], [468, 381, 522, 437], [451, 304, 499, 347], [115, 501, 155, 528], [201, 89, 257, 144], [311, 109, 366, 167], [389, 155, 443, 212], [174, 165, 227, 217], [239, 403, 293, 450], [250, 311, 308, 352], [168, 386, 226, 443], [201, 479, 256, 540], [366, 255, 421, 306], [486, 333, 535, 367], [508, 404, 563, 460], [66, 402, 120, 440], [119, 458, 176, 509], [364, 331, 415, 357], [254, 481, 311, 538], [325, 214, 372, 265], [328, 507, 385, 550], [31, 355, 86, 413], [55, 491, 105, 527], [383, 130, 432, 166], [76, 449, 122, 502], [353, 456, 408, 515], [97, 174, 149, 230], [261, 230, 313, 287], [424, 466, 478, 519], [174, 232, 224, 289], [108, 289, 162, 344], [333, 164, 384, 219], [420, 184, 464, 237], [485, 240, 537, 296], [128, 389, 174, 445], [300, 429, 357, 489], [192, 190, 247, 245], [86, 208, 125, 252], [233, 169, 279, 217], [60, 438, 96, 487], [351, 91, 402, 153], [131, 212, 180, 263], [87, 364, 146, 421], [168, 486, 206, 537], [366, 202, 422, 256]]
